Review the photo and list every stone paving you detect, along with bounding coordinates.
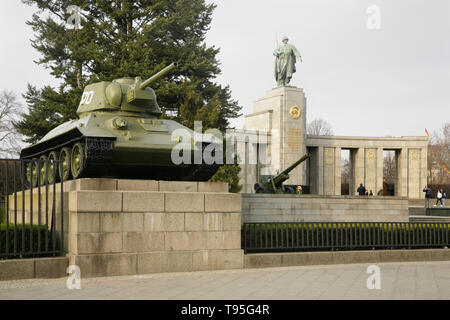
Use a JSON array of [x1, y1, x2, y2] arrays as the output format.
[[0, 261, 449, 300]]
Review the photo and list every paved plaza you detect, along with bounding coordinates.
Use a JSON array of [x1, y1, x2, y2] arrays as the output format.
[[0, 261, 449, 300]]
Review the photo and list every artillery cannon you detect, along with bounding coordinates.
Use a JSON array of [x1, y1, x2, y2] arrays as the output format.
[[20, 62, 222, 186], [254, 153, 310, 194]]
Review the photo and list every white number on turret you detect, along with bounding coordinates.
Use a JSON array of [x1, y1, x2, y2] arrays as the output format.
[[80, 91, 94, 105]]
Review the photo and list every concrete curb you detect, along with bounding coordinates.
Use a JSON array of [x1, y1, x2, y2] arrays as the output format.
[[0, 257, 68, 281], [244, 249, 450, 269]]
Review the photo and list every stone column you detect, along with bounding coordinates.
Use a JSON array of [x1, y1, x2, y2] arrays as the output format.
[[396, 148, 408, 197], [323, 147, 335, 195], [334, 147, 342, 195], [353, 148, 365, 195], [308, 147, 318, 194], [364, 148, 377, 195], [408, 149, 421, 199], [318, 146, 324, 195], [420, 147, 428, 198], [376, 148, 384, 196]]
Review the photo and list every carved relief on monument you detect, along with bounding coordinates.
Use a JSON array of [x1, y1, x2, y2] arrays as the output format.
[[409, 149, 420, 169], [289, 106, 301, 119], [325, 148, 334, 165], [287, 127, 302, 151]]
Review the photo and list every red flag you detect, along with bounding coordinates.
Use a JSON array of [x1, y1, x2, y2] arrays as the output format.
[[425, 128, 430, 137]]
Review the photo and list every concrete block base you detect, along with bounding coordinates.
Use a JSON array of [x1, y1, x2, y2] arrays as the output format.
[[0, 257, 68, 281], [67, 178, 242, 278]]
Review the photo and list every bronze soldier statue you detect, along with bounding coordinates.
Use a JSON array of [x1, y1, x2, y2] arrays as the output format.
[[273, 37, 303, 87]]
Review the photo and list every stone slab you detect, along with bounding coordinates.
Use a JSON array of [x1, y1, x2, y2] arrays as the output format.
[[244, 249, 450, 269]]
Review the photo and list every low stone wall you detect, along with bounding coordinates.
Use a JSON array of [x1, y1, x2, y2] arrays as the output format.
[[0, 257, 68, 281], [67, 179, 243, 278], [425, 208, 450, 216], [242, 194, 409, 223], [244, 249, 450, 269]]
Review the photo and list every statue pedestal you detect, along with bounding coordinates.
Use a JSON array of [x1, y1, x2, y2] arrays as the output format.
[[66, 178, 243, 277], [245, 86, 307, 186]]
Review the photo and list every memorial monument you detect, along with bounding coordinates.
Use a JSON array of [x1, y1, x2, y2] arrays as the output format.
[[238, 36, 427, 203]]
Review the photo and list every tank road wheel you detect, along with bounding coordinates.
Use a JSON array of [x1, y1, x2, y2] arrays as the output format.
[[47, 151, 60, 184], [39, 155, 48, 185], [59, 147, 72, 181], [25, 159, 38, 188], [71, 142, 86, 179]]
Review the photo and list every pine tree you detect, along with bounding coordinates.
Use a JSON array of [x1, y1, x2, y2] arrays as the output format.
[[16, 0, 241, 142], [210, 164, 242, 193]]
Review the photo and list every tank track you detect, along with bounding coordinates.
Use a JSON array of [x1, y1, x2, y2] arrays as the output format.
[[82, 138, 114, 177]]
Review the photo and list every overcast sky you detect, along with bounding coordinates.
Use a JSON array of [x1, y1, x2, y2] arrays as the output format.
[[1, 0, 449, 138]]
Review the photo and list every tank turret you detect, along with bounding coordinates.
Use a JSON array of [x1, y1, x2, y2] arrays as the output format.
[[20, 63, 221, 185], [77, 62, 176, 116]]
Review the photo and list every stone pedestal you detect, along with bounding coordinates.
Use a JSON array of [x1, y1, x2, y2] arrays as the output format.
[[65, 179, 243, 277], [245, 86, 307, 186], [10, 178, 244, 278]]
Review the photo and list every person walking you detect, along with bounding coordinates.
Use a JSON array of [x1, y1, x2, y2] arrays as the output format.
[[434, 189, 442, 207], [423, 186, 432, 208]]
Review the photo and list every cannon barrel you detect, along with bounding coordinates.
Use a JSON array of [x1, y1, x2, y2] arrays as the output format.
[[271, 153, 310, 187], [139, 62, 177, 89]]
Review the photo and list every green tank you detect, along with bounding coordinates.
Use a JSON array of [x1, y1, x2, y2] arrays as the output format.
[[20, 63, 222, 185]]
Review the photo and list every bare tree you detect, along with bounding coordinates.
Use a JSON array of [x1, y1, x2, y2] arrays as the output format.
[[383, 151, 396, 184], [307, 118, 334, 136], [428, 123, 449, 184], [341, 158, 351, 184], [0, 91, 22, 158]]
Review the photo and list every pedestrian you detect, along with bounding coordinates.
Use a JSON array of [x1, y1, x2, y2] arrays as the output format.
[[296, 185, 303, 194], [369, 190, 374, 196], [434, 189, 442, 207], [357, 183, 365, 195], [442, 190, 447, 207], [357, 183, 366, 196], [423, 186, 431, 208]]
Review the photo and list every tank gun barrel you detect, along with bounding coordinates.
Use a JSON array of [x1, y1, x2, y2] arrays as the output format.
[[139, 62, 177, 89]]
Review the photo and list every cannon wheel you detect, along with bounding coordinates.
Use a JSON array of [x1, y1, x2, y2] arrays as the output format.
[[255, 186, 270, 194], [285, 187, 296, 194]]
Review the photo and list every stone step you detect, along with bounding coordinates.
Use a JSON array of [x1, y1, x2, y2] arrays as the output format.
[[409, 206, 425, 216], [409, 215, 450, 223]]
